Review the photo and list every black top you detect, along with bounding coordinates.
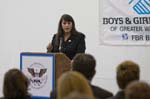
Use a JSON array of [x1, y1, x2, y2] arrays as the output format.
[[51, 33, 86, 60], [107, 91, 124, 99], [90, 84, 113, 99]]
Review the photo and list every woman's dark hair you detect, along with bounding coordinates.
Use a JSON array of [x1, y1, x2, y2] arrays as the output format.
[[3, 68, 30, 99], [57, 14, 78, 37], [54, 14, 79, 50]]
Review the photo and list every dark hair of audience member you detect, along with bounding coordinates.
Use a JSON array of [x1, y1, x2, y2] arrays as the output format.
[[3, 68, 30, 99], [72, 53, 96, 81], [125, 81, 150, 99], [117, 60, 140, 89]]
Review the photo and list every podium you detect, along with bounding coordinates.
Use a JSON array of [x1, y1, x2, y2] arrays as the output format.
[[54, 53, 71, 83], [20, 52, 71, 99]]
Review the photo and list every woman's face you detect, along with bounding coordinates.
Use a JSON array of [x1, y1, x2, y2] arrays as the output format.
[[61, 20, 73, 33]]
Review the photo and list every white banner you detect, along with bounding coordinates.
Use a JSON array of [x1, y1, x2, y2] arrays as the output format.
[[100, 0, 150, 45], [20, 53, 55, 99]]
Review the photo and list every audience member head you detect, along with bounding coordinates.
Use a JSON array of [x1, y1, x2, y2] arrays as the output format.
[[72, 53, 96, 81], [63, 91, 91, 99], [3, 68, 30, 99], [117, 60, 140, 90], [57, 71, 94, 99], [125, 81, 150, 99]]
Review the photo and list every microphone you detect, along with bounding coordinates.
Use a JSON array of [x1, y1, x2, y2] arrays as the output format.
[[59, 37, 63, 52]]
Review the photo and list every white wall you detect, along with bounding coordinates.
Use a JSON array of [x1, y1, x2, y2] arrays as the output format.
[[1, 0, 150, 97]]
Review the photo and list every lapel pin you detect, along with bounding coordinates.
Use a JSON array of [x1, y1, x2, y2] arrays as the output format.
[[68, 40, 71, 42]]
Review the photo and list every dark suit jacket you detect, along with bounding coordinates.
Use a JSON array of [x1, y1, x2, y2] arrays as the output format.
[[107, 91, 124, 99], [90, 84, 113, 99], [51, 33, 86, 60], [50, 84, 113, 99]]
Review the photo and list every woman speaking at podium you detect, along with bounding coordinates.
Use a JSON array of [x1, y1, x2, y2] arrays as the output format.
[[47, 14, 86, 60]]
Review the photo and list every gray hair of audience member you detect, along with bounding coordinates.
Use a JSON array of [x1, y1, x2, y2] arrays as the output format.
[[71, 53, 96, 81], [125, 81, 150, 99], [57, 71, 94, 99], [117, 60, 140, 89]]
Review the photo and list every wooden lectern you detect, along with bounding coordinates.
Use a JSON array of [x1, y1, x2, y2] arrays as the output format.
[[54, 53, 71, 83]]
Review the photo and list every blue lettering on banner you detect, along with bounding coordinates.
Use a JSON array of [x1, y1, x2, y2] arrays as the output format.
[[122, 33, 129, 40]]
